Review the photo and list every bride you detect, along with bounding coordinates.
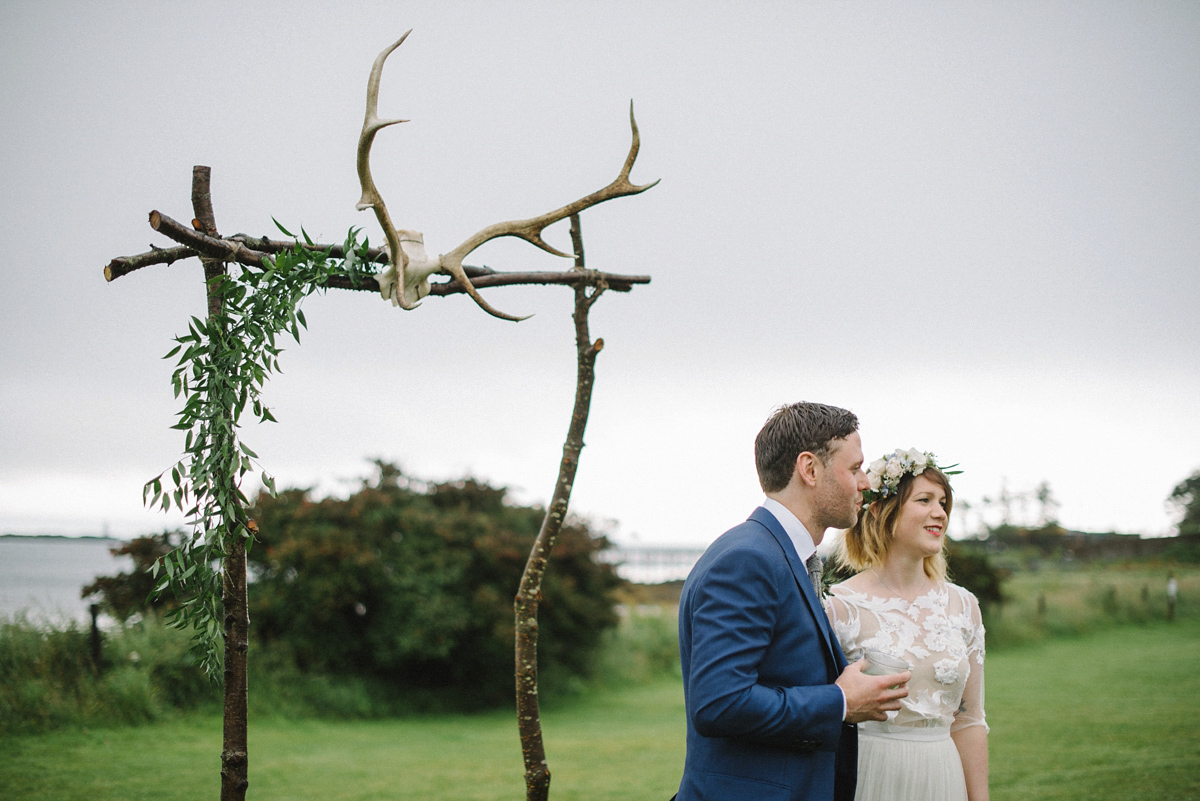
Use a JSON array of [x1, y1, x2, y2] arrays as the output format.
[[824, 449, 989, 801]]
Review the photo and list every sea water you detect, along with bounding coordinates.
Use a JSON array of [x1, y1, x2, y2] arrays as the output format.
[[0, 536, 132, 624]]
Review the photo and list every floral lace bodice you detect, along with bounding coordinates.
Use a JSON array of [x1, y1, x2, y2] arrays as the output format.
[[824, 581, 987, 732]]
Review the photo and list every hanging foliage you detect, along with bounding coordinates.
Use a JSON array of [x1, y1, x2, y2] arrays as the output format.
[[145, 225, 376, 678]]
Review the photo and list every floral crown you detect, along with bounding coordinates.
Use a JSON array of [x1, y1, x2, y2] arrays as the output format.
[[863, 448, 960, 505]]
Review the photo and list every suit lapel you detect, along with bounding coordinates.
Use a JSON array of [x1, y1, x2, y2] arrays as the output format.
[[748, 507, 843, 670]]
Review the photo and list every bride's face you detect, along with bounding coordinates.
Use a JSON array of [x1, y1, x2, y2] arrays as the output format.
[[891, 474, 949, 558]]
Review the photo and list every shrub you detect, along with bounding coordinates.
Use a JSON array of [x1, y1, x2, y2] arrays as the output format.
[[80, 532, 183, 621], [0, 616, 213, 735], [946, 542, 1007, 608], [1162, 535, 1200, 563], [247, 462, 624, 708], [0, 618, 96, 733]]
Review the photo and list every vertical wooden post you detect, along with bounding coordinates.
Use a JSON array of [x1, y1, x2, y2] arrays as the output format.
[[88, 604, 103, 673], [515, 214, 605, 801], [191, 166, 250, 801], [221, 535, 250, 801]]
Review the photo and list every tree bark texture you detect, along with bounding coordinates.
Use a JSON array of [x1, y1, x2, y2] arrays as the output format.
[[221, 535, 250, 801], [105, 212, 650, 295], [515, 214, 606, 801], [191, 166, 250, 801]]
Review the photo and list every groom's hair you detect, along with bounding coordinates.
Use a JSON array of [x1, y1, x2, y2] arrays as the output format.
[[755, 402, 859, 493]]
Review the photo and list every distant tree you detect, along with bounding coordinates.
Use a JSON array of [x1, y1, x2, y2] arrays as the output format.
[[246, 462, 623, 707], [82, 531, 182, 621], [1034, 481, 1060, 526], [987, 522, 1071, 558], [1168, 469, 1200, 538]]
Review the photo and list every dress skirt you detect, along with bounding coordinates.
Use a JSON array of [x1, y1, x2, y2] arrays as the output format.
[[854, 722, 968, 801]]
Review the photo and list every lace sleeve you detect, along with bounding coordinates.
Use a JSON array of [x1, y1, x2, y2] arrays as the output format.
[[823, 592, 862, 662], [951, 588, 988, 733]]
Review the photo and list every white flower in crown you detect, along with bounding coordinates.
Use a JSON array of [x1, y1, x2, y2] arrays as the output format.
[[883, 458, 906, 480], [863, 448, 956, 505]]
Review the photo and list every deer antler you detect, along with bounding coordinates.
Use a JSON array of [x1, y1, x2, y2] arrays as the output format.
[[440, 102, 660, 296], [356, 31, 659, 322], [356, 31, 415, 310]]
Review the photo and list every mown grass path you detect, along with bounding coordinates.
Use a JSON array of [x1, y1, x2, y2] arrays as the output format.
[[3, 619, 1197, 800]]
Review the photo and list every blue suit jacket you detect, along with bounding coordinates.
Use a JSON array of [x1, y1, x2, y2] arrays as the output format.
[[676, 507, 857, 801]]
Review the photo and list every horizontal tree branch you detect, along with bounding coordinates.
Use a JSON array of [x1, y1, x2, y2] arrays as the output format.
[[226, 234, 392, 267], [227, 235, 500, 281], [148, 210, 268, 268], [320, 269, 649, 295], [432, 270, 647, 294], [103, 211, 651, 295], [104, 245, 198, 281]]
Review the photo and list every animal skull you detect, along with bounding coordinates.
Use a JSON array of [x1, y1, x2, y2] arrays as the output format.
[[375, 229, 438, 307]]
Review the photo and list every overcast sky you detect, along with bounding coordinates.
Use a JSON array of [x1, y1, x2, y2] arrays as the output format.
[[2, 1, 1197, 546]]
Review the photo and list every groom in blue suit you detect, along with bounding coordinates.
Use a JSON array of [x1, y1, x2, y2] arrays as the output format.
[[676, 402, 910, 801]]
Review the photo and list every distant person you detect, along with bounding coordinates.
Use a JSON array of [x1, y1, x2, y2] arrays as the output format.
[[826, 450, 989, 801], [1167, 572, 1178, 622], [675, 402, 910, 801]]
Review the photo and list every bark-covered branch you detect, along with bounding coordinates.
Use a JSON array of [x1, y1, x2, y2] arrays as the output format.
[[104, 213, 650, 297], [221, 535, 250, 801], [188, 166, 251, 801], [515, 214, 605, 801], [103, 245, 198, 281], [227, 234, 391, 265], [321, 269, 648, 295], [151, 210, 269, 269]]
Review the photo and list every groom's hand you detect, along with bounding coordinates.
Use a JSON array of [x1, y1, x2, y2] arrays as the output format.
[[836, 658, 910, 723]]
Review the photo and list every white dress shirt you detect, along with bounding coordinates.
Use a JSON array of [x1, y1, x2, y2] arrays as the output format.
[[761, 497, 819, 563]]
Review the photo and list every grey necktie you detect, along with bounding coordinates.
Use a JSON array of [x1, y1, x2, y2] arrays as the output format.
[[805, 552, 824, 597]]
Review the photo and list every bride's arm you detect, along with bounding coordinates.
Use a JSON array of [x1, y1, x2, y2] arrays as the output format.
[[951, 725, 989, 801], [951, 588, 989, 801]]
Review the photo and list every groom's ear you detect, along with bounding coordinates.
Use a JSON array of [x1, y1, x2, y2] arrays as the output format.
[[794, 452, 820, 488]]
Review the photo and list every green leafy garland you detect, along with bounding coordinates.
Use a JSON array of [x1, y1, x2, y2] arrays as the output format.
[[145, 225, 374, 679]]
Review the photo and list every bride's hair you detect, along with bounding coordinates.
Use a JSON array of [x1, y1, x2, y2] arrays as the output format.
[[839, 467, 954, 581]]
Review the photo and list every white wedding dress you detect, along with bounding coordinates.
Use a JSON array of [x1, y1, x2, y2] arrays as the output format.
[[825, 581, 987, 801]]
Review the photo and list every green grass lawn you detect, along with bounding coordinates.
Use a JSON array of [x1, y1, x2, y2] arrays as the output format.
[[3, 618, 1198, 800], [986, 618, 1200, 800], [0, 679, 686, 801]]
